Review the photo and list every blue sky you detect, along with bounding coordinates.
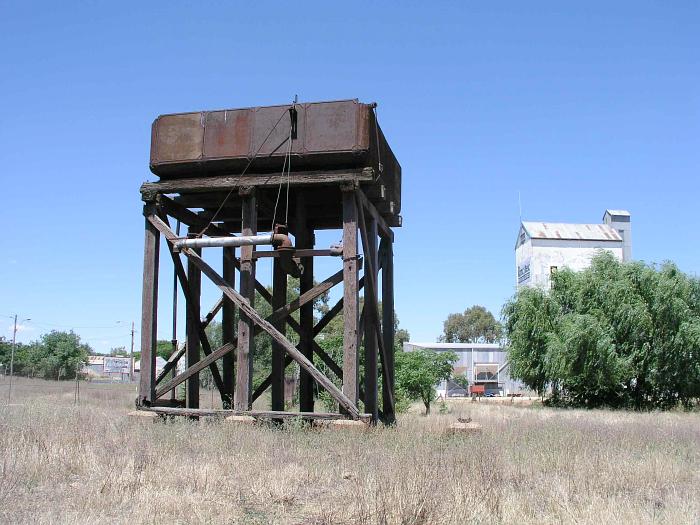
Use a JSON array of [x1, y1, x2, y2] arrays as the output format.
[[1, 2, 698, 352]]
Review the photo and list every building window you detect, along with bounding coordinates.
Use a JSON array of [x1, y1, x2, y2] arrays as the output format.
[[550, 266, 558, 276]]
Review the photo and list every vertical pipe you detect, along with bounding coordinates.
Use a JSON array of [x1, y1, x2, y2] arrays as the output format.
[[234, 189, 257, 410], [341, 188, 359, 409], [271, 258, 287, 411], [139, 203, 160, 406]]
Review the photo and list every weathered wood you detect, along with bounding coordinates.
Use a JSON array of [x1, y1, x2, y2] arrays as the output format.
[[297, 192, 315, 413], [341, 189, 359, 407], [362, 212, 379, 422], [159, 195, 231, 237], [156, 343, 235, 399], [222, 246, 236, 408], [186, 242, 202, 409], [271, 258, 287, 411], [147, 215, 361, 418], [380, 237, 396, 424], [139, 406, 370, 422], [138, 203, 160, 405], [268, 268, 343, 327], [355, 188, 394, 242], [202, 297, 224, 329], [154, 343, 186, 386], [235, 190, 257, 411], [141, 168, 375, 199], [356, 197, 395, 414], [162, 232, 226, 396]]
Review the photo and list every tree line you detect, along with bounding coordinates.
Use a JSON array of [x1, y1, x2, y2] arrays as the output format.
[[0, 331, 91, 380]]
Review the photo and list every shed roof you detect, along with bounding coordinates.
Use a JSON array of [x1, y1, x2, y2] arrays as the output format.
[[521, 222, 622, 242]]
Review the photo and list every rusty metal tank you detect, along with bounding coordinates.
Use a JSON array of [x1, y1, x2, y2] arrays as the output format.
[[149, 99, 401, 213]]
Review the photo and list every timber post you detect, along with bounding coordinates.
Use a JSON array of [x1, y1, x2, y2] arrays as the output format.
[[222, 246, 236, 408], [138, 201, 160, 406], [234, 187, 257, 411], [186, 240, 202, 409], [341, 185, 360, 410]]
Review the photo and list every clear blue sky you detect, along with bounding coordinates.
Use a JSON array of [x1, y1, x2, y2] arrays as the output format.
[[1, 2, 698, 352]]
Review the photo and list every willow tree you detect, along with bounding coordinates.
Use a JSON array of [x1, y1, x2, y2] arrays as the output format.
[[503, 252, 700, 409]]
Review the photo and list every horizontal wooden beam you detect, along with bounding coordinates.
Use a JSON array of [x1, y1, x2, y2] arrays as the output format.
[[141, 168, 375, 198], [139, 406, 370, 422]]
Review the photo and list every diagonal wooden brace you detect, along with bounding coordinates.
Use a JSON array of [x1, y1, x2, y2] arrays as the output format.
[[154, 344, 186, 386], [148, 215, 361, 419], [156, 343, 235, 399]]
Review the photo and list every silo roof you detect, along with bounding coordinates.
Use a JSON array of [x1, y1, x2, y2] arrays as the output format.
[[522, 222, 623, 242]]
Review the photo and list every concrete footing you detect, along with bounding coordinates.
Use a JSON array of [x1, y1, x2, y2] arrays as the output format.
[[447, 421, 483, 435], [128, 410, 158, 420], [327, 419, 369, 431], [224, 415, 257, 425]]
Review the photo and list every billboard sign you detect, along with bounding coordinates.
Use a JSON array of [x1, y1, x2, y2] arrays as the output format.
[[103, 356, 131, 374]]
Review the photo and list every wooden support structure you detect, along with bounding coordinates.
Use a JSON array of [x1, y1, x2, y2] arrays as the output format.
[[235, 188, 257, 411], [137, 170, 398, 425], [222, 246, 236, 408], [296, 192, 315, 413]]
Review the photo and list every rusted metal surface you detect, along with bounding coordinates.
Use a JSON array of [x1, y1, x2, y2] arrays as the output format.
[[149, 99, 401, 214]]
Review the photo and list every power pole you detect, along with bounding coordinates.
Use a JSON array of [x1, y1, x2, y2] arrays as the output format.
[[8, 315, 29, 404], [130, 321, 135, 382]]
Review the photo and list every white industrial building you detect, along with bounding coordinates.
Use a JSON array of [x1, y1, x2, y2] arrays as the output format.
[[403, 342, 526, 396], [515, 209, 631, 289]]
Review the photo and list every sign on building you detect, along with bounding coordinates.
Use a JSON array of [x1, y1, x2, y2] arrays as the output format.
[[103, 356, 131, 374]]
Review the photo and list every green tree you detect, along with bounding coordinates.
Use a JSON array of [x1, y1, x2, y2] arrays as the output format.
[[441, 305, 502, 343], [503, 252, 700, 409], [29, 331, 91, 380], [395, 349, 457, 414]]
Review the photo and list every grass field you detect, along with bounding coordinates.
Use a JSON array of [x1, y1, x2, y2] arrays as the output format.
[[0, 377, 698, 524]]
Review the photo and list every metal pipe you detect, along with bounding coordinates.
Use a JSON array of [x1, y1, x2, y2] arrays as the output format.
[[174, 233, 287, 251]]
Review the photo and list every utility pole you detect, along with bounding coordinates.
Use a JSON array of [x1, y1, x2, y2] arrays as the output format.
[[8, 315, 30, 405], [130, 321, 135, 382]]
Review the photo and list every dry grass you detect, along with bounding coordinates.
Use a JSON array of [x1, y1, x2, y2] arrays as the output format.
[[0, 377, 698, 524]]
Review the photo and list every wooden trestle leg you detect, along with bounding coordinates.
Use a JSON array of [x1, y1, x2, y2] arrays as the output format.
[[222, 246, 236, 409], [234, 188, 257, 410], [341, 188, 359, 411], [186, 242, 202, 409], [139, 202, 160, 406]]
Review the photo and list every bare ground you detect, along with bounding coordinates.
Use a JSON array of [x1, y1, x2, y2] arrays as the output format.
[[0, 377, 698, 524]]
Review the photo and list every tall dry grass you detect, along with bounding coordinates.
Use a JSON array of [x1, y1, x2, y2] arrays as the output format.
[[0, 377, 698, 524]]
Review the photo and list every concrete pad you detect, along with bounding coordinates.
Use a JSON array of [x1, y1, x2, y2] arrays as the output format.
[[224, 415, 257, 425], [327, 419, 369, 431], [128, 410, 158, 420], [447, 421, 482, 435]]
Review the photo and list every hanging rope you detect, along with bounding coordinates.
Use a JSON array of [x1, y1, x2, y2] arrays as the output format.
[[197, 107, 290, 237]]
